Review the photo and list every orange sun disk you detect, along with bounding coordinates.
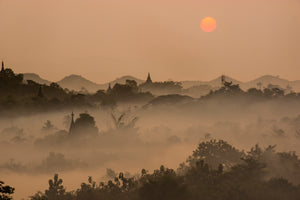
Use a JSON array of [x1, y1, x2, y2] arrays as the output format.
[[201, 17, 217, 32]]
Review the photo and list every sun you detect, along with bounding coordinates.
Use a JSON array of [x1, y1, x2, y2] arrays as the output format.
[[201, 17, 217, 32]]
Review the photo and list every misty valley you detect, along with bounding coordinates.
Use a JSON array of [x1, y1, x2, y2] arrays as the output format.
[[1, 0, 300, 198], [1, 64, 300, 199]]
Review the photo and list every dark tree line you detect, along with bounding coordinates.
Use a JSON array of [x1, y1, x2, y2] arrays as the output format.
[[2, 66, 300, 116], [205, 79, 293, 99], [0, 67, 154, 115], [28, 140, 300, 200]]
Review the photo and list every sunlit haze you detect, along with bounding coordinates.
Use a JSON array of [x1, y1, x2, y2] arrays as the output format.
[[0, 0, 300, 82]]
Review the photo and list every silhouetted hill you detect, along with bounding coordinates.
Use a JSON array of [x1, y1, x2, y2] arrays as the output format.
[[23, 73, 51, 85], [57, 75, 144, 93], [208, 76, 242, 87], [182, 75, 300, 92], [182, 84, 213, 98], [57, 75, 101, 92], [181, 75, 241, 89], [22, 72, 300, 93], [108, 75, 144, 88], [241, 75, 290, 90]]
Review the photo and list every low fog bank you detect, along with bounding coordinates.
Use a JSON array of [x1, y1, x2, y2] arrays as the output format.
[[3, 139, 300, 200], [1, 98, 300, 199]]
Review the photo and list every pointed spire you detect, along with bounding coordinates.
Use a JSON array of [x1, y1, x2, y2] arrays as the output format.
[[146, 72, 152, 84], [69, 111, 75, 134], [1, 61, 4, 72]]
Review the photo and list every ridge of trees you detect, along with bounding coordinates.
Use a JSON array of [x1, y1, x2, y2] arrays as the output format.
[[25, 139, 300, 200], [1, 67, 300, 116]]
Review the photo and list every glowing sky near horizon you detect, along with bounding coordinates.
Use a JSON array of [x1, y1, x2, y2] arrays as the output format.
[[0, 0, 300, 83]]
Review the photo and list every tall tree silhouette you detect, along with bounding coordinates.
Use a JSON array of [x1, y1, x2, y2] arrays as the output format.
[[45, 174, 66, 200]]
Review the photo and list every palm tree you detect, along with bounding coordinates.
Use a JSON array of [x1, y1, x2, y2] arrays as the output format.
[[45, 174, 65, 200]]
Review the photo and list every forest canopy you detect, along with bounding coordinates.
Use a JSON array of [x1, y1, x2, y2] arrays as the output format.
[[25, 140, 300, 200]]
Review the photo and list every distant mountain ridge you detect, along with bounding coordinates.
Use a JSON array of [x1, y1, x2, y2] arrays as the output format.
[[181, 76, 242, 89], [182, 75, 297, 91], [23, 73, 144, 92], [22, 73, 300, 93], [57, 74, 101, 92], [23, 73, 51, 85]]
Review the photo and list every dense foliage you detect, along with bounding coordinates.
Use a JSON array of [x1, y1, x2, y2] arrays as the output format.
[[3, 66, 300, 116], [0, 67, 153, 115], [0, 181, 14, 200], [29, 140, 300, 200]]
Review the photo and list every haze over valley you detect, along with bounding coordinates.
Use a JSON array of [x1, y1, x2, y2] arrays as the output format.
[[1, 0, 300, 199]]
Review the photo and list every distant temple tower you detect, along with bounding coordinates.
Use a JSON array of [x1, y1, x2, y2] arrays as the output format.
[[146, 73, 152, 84], [69, 112, 75, 134], [1, 61, 4, 72]]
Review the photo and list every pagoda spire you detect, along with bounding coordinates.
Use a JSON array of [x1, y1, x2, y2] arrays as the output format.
[[69, 111, 75, 134], [1, 61, 4, 72], [146, 72, 152, 83]]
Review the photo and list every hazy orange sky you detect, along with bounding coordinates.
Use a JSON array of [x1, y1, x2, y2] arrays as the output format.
[[0, 0, 300, 83]]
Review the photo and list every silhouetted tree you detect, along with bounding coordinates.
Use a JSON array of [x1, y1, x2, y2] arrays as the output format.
[[71, 113, 98, 137], [30, 140, 300, 200], [42, 120, 55, 132], [111, 112, 138, 131], [188, 139, 244, 169], [139, 166, 188, 200], [0, 181, 14, 200], [50, 82, 61, 89], [110, 80, 139, 100], [139, 81, 182, 95], [45, 174, 66, 200]]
